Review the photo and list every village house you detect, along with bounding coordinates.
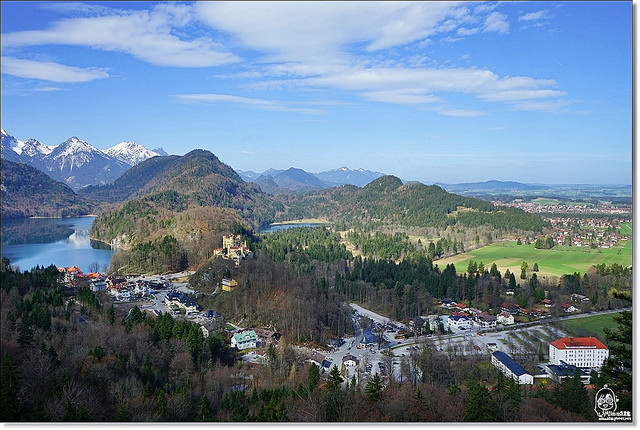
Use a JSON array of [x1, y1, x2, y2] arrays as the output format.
[[497, 311, 514, 325], [541, 298, 554, 307], [342, 354, 359, 367], [473, 312, 497, 329], [221, 277, 238, 292], [231, 330, 257, 350], [439, 299, 455, 309], [571, 294, 591, 304], [58, 266, 84, 284], [200, 321, 219, 339], [560, 303, 577, 313], [448, 312, 471, 331], [90, 279, 107, 292], [164, 291, 202, 313], [309, 350, 332, 371], [454, 302, 469, 312], [205, 309, 224, 322], [501, 302, 520, 315], [109, 288, 134, 302], [491, 351, 534, 385], [254, 328, 281, 346]]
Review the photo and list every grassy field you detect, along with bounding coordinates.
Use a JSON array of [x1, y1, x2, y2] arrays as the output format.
[[619, 222, 632, 237], [555, 313, 621, 342], [436, 239, 631, 278]]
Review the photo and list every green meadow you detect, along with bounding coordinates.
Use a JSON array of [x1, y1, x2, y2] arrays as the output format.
[[436, 239, 631, 278], [557, 313, 621, 341]]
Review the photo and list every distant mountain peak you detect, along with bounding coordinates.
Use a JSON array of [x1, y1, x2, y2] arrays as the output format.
[[105, 140, 162, 166], [1, 129, 166, 190], [316, 166, 385, 187]]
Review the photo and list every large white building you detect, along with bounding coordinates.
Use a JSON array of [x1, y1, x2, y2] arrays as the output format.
[[491, 351, 534, 385], [549, 337, 609, 369]]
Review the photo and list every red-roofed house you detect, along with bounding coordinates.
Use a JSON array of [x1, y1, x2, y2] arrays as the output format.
[[549, 337, 609, 369]]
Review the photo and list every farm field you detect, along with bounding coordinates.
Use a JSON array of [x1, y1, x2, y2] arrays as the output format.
[[619, 221, 632, 237], [436, 239, 631, 278]]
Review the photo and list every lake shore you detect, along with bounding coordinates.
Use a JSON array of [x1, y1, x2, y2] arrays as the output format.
[[269, 218, 332, 226]]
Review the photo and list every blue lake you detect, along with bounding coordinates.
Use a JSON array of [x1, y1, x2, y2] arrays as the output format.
[[1, 216, 115, 273], [260, 222, 330, 233]]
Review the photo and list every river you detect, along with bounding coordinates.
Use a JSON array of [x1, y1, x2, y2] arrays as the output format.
[[1, 216, 115, 273]]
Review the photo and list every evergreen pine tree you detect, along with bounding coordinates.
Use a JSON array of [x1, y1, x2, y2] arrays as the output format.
[[365, 373, 383, 403]]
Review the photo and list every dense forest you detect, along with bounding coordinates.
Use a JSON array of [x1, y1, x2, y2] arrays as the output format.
[[0, 257, 631, 422], [275, 176, 548, 232]]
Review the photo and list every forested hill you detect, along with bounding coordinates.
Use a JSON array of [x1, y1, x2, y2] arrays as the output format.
[[86, 149, 282, 226], [278, 175, 547, 232], [0, 159, 94, 218], [81, 150, 243, 203], [89, 149, 283, 272]]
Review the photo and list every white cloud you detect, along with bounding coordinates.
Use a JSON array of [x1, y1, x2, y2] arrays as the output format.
[[362, 89, 441, 105], [438, 108, 486, 117], [457, 27, 479, 36], [195, 2, 471, 63], [1, 56, 109, 82], [483, 12, 509, 34], [2, 4, 239, 67], [519, 10, 548, 22], [174, 93, 322, 114], [33, 86, 65, 92]]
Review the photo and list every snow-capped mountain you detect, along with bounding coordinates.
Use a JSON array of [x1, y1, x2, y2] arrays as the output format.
[[44, 137, 131, 189], [315, 166, 385, 187], [105, 140, 163, 166], [1, 129, 54, 167], [1, 130, 167, 190]]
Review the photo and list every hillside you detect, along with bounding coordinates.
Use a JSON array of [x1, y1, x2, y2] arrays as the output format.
[[277, 175, 547, 232], [88, 150, 283, 272], [85, 149, 281, 225], [0, 159, 94, 219]]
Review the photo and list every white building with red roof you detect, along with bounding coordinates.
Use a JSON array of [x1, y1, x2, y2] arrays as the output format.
[[549, 337, 609, 369]]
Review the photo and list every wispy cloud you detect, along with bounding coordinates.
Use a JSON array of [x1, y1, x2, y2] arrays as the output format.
[[193, 2, 565, 113], [483, 12, 509, 34], [518, 9, 552, 30], [1, 3, 239, 67], [174, 93, 323, 114], [438, 108, 486, 118], [519, 10, 548, 22], [1, 56, 109, 82]]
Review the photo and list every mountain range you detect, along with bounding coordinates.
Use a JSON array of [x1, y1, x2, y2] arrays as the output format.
[[1, 129, 166, 190], [237, 166, 385, 193]]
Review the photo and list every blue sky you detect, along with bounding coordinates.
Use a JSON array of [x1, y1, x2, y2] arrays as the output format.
[[1, 1, 632, 184]]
